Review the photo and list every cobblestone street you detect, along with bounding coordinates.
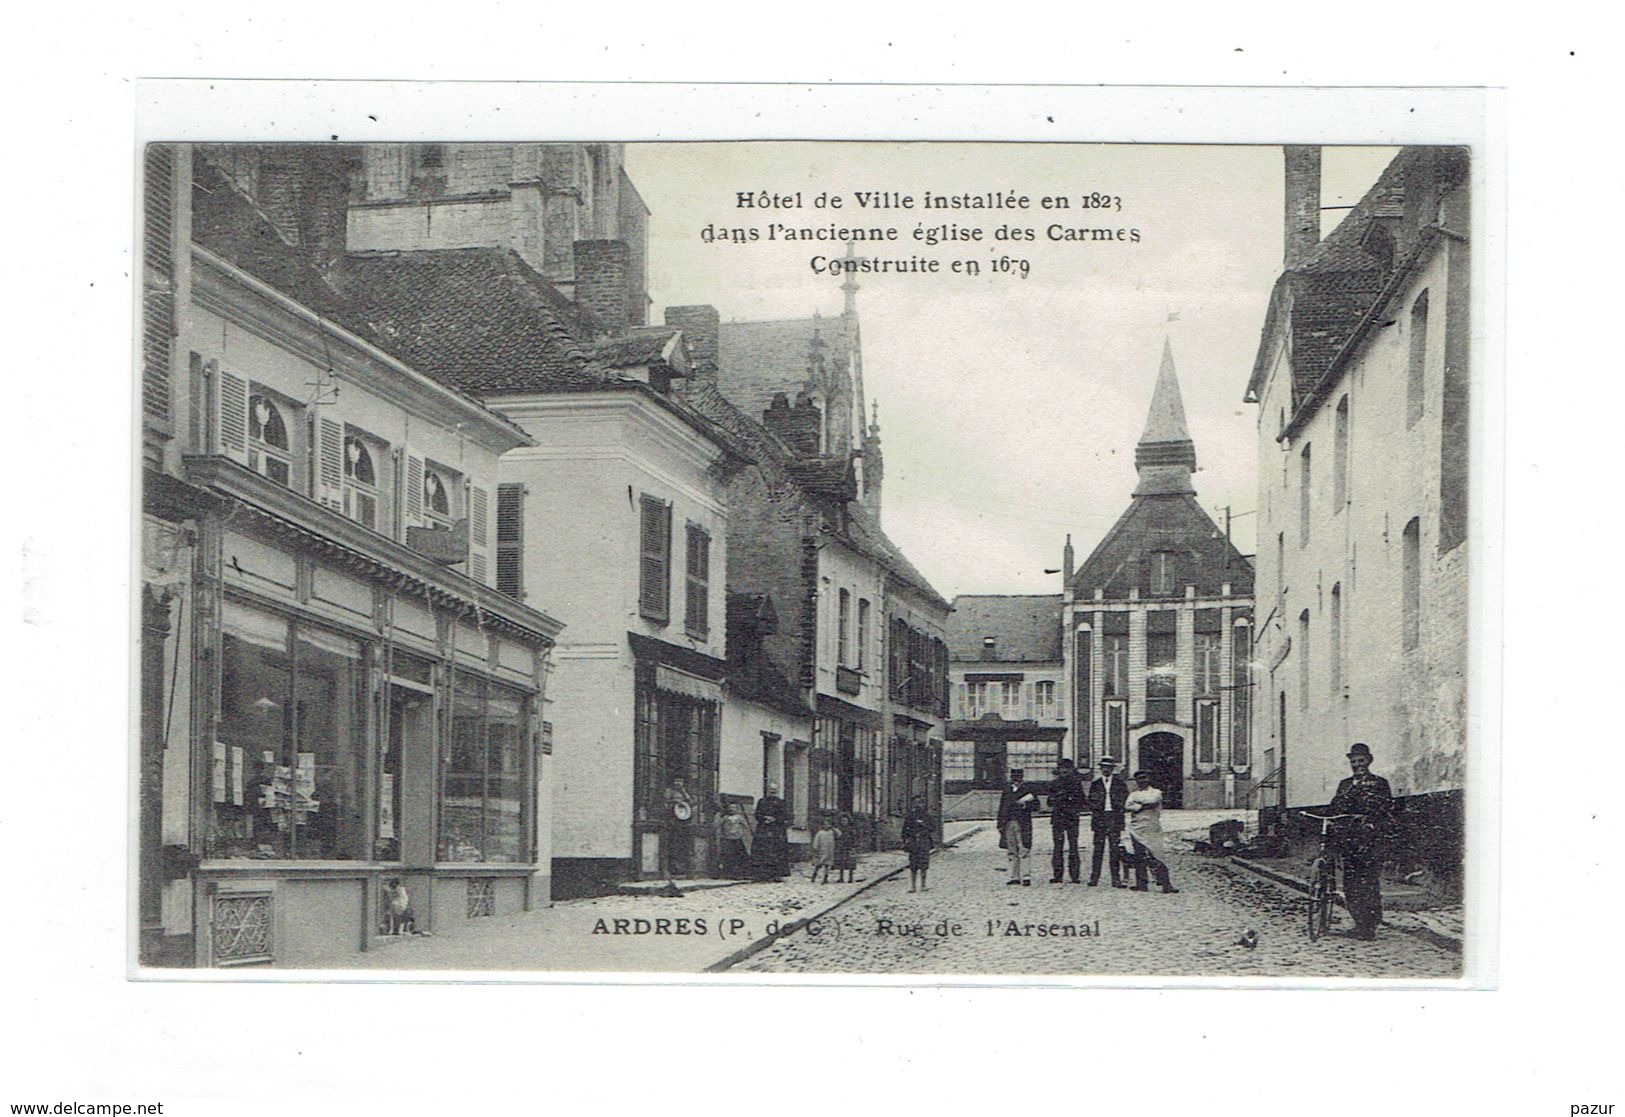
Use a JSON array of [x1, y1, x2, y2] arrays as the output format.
[[738, 826, 1461, 978]]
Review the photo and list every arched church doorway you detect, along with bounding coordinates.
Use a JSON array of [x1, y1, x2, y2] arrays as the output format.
[[1139, 732, 1184, 809]]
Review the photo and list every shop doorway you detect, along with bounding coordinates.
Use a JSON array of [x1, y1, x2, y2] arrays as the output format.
[[1138, 732, 1184, 809]]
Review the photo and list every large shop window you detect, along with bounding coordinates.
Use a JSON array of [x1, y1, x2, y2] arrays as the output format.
[[210, 603, 365, 860], [440, 673, 529, 863]]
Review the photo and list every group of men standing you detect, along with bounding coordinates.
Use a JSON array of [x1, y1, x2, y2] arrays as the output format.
[[998, 756, 1178, 893]]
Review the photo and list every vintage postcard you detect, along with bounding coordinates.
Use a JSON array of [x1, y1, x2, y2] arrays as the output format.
[[134, 94, 1491, 982]]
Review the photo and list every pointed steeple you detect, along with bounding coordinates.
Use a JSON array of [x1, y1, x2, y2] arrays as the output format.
[[1133, 338, 1198, 496]]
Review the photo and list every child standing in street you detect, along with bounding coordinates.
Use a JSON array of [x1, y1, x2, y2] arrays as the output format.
[[809, 813, 837, 883], [833, 812, 858, 883], [901, 796, 933, 893]]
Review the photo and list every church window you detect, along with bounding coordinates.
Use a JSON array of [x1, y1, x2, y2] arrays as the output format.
[[1150, 551, 1178, 595]]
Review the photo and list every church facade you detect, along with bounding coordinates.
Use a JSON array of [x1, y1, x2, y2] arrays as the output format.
[[1061, 342, 1256, 809]]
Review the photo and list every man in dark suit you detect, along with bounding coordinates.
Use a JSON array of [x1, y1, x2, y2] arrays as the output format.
[[997, 768, 1039, 886], [1087, 756, 1130, 887], [1327, 742, 1394, 940], [1048, 757, 1087, 883]]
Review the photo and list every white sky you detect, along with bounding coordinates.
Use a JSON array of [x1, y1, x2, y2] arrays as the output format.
[[626, 143, 1396, 600]]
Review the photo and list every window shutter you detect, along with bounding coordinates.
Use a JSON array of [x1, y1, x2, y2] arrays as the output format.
[[638, 496, 670, 622], [496, 483, 525, 599], [1025, 683, 1035, 719], [469, 486, 490, 585], [404, 454, 424, 527], [216, 363, 249, 464], [142, 145, 175, 423], [684, 524, 709, 638], [318, 418, 344, 509]]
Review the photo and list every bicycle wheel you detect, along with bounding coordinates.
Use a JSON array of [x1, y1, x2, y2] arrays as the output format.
[[1307, 859, 1327, 941], [1317, 880, 1335, 938]]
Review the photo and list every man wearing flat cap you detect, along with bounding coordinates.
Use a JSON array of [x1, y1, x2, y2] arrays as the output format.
[[1086, 756, 1130, 887], [1327, 743, 1394, 940]]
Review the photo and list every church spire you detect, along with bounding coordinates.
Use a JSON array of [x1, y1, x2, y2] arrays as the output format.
[[1133, 338, 1198, 496]]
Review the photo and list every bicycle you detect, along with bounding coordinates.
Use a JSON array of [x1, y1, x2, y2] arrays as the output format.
[[1300, 812, 1362, 941]]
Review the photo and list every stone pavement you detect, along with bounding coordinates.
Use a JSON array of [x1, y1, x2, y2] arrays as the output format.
[[736, 826, 1461, 978], [300, 822, 984, 973]]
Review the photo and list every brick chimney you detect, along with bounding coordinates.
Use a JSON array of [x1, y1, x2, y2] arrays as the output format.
[[763, 391, 822, 456], [573, 239, 630, 333], [664, 305, 720, 382], [1283, 145, 1322, 268]]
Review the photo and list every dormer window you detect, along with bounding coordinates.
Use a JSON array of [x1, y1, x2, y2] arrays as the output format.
[[343, 434, 380, 531], [248, 393, 293, 487]]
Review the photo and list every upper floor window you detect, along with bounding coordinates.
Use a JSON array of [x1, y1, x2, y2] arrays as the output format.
[[248, 393, 293, 487], [1299, 442, 1313, 546], [1195, 632, 1221, 697], [1402, 517, 1422, 650], [343, 434, 381, 531], [684, 523, 711, 640], [1407, 290, 1430, 428], [638, 494, 672, 624], [1034, 680, 1058, 719], [1150, 551, 1178, 596], [424, 468, 454, 525], [1001, 681, 1022, 717], [856, 599, 870, 671], [1333, 396, 1350, 511], [837, 589, 851, 666]]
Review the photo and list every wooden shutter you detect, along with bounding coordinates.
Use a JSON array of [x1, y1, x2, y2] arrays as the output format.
[[496, 483, 525, 599], [142, 145, 175, 423], [403, 454, 424, 528], [318, 418, 344, 510], [684, 524, 709, 638], [469, 486, 490, 585], [215, 363, 249, 464], [638, 495, 670, 623]]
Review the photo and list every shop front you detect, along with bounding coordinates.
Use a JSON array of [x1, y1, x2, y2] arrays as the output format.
[[158, 474, 561, 969]]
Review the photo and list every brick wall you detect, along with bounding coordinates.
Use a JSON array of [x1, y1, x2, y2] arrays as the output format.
[[573, 240, 630, 332], [763, 392, 822, 456]]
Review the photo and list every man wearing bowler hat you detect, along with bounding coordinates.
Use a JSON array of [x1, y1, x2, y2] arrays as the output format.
[[1327, 743, 1394, 940], [1087, 756, 1130, 887]]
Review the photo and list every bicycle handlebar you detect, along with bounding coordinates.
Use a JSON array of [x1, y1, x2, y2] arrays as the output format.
[[1300, 812, 1362, 821]]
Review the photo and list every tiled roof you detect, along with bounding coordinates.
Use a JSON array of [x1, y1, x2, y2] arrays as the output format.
[[843, 504, 949, 611], [1072, 493, 1254, 601], [785, 456, 857, 500], [1248, 151, 1413, 410], [716, 312, 857, 420], [190, 157, 360, 331], [331, 248, 602, 396], [585, 327, 681, 369], [946, 595, 1063, 662], [189, 155, 533, 443]]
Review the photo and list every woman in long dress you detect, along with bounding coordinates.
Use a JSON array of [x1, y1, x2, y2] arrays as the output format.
[[751, 783, 789, 881], [718, 800, 754, 879], [1125, 771, 1179, 894]]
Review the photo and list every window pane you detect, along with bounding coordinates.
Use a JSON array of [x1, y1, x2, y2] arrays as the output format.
[[212, 619, 293, 859], [441, 678, 487, 862], [292, 629, 365, 860], [485, 688, 527, 862]]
